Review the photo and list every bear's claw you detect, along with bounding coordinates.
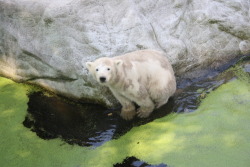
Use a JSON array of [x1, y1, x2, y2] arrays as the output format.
[[137, 108, 152, 118]]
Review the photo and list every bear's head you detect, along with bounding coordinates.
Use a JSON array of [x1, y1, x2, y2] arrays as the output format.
[[86, 57, 123, 85]]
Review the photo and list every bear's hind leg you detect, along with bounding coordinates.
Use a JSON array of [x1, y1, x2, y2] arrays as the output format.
[[155, 96, 170, 109]]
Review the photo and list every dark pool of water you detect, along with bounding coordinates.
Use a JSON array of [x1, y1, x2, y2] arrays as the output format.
[[23, 91, 174, 147], [23, 55, 250, 148], [114, 156, 167, 167]]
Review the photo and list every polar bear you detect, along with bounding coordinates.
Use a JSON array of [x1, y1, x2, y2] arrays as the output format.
[[86, 50, 176, 120]]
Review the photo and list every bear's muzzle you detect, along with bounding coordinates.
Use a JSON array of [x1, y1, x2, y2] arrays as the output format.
[[99, 77, 106, 83]]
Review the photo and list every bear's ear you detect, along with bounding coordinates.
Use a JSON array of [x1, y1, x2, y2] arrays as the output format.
[[85, 62, 93, 70], [115, 60, 123, 66]]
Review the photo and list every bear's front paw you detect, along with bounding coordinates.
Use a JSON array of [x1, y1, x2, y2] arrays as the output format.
[[120, 109, 136, 120], [137, 108, 152, 118]]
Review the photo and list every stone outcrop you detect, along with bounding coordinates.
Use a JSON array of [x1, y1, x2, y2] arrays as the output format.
[[0, 0, 250, 107]]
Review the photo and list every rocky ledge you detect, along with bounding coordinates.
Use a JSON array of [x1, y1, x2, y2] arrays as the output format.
[[0, 0, 250, 107]]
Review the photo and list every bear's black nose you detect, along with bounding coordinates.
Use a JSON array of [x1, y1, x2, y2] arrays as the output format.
[[100, 77, 106, 83]]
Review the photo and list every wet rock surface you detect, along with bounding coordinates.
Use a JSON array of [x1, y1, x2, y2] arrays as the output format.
[[23, 55, 250, 147]]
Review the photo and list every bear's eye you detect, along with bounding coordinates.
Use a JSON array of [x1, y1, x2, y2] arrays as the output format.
[[107, 68, 110, 71], [96, 68, 99, 72]]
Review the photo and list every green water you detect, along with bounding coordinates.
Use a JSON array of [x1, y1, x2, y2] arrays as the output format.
[[0, 75, 250, 166]]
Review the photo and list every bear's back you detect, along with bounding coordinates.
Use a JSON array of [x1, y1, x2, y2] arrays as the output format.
[[114, 49, 174, 74], [115, 49, 163, 61]]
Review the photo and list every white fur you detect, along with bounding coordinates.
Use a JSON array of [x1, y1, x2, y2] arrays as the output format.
[[86, 50, 176, 120]]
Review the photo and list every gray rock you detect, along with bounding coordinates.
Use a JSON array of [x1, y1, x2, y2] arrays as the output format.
[[0, 0, 250, 107]]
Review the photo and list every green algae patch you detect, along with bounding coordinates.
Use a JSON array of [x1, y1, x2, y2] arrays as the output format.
[[1, 75, 250, 167], [0, 77, 91, 167]]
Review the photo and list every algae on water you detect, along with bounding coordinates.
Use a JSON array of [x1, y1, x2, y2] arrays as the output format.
[[1, 74, 250, 167], [0, 77, 90, 167]]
